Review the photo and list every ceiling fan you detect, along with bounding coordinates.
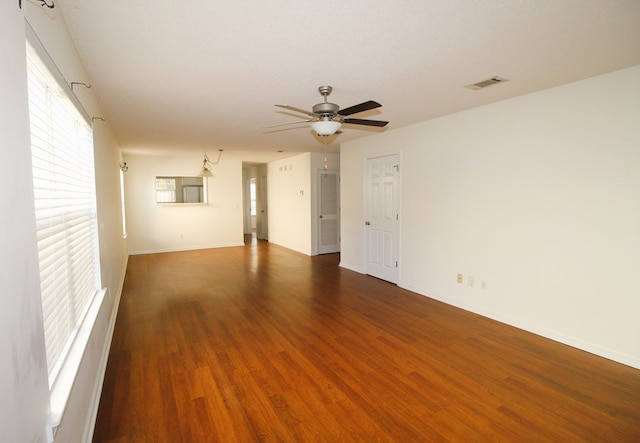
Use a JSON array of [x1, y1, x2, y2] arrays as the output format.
[[267, 85, 389, 136]]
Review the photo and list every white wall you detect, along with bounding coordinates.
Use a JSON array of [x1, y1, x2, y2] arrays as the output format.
[[267, 152, 340, 255], [0, 3, 128, 442], [268, 153, 313, 254], [341, 65, 640, 369], [124, 153, 244, 254], [0, 4, 50, 443]]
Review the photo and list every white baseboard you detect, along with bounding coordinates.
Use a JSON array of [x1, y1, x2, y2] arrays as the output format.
[[339, 261, 365, 274], [129, 242, 244, 255], [400, 282, 640, 371]]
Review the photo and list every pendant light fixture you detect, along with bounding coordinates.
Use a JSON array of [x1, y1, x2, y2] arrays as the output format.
[[198, 149, 223, 177]]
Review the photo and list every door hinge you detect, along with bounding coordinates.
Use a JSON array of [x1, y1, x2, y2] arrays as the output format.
[[396, 213, 399, 221], [395, 261, 398, 268]]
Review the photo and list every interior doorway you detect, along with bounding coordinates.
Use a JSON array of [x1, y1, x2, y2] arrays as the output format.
[[242, 163, 268, 242]]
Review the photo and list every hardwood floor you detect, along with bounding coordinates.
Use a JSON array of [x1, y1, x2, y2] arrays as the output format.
[[93, 239, 640, 442]]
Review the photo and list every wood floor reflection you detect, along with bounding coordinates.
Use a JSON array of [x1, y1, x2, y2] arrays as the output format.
[[93, 241, 640, 442]]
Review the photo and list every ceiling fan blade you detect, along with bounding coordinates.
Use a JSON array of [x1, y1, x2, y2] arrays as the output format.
[[338, 100, 381, 116], [275, 104, 316, 117], [264, 120, 312, 129], [343, 118, 389, 127]]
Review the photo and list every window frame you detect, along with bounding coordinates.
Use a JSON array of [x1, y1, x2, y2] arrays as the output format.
[[26, 25, 106, 438]]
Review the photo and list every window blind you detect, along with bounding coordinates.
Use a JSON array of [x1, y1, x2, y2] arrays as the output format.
[[155, 177, 177, 203], [26, 40, 101, 387]]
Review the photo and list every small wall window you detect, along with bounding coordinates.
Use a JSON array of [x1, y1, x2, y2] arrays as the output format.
[[155, 176, 205, 204]]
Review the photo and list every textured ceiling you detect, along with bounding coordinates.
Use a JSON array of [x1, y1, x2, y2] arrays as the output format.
[[58, 0, 640, 160]]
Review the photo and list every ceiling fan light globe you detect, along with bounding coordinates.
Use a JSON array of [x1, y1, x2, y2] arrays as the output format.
[[311, 120, 342, 136]]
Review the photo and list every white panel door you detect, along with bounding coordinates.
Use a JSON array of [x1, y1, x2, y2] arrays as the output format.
[[318, 169, 340, 254], [365, 154, 400, 283]]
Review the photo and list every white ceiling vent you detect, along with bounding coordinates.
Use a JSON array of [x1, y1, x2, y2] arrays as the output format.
[[465, 76, 508, 90]]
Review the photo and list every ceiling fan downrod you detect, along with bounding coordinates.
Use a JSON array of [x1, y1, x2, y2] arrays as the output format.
[[313, 85, 340, 116]]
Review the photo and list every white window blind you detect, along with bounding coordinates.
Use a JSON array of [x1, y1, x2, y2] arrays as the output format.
[[26, 40, 101, 387], [155, 177, 177, 203]]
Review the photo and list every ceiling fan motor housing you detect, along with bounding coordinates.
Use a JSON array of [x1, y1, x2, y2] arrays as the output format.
[[312, 102, 340, 116]]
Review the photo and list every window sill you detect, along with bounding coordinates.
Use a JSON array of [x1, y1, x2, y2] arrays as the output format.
[[47, 287, 108, 442], [156, 202, 208, 207]]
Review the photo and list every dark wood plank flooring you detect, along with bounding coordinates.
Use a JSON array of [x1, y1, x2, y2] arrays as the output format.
[[93, 238, 640, 442]]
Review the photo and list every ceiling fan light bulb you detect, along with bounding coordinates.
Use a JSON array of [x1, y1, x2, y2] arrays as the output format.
[[311, 120, 341, 136]]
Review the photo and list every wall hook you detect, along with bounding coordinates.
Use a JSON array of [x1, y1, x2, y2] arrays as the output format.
[[71, 82, 91, 90], [19, 0, 55, 8]]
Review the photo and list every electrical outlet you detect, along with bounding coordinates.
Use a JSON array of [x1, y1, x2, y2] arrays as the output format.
[[468, 276, 474, 288], [457, 273, 463, 284]]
